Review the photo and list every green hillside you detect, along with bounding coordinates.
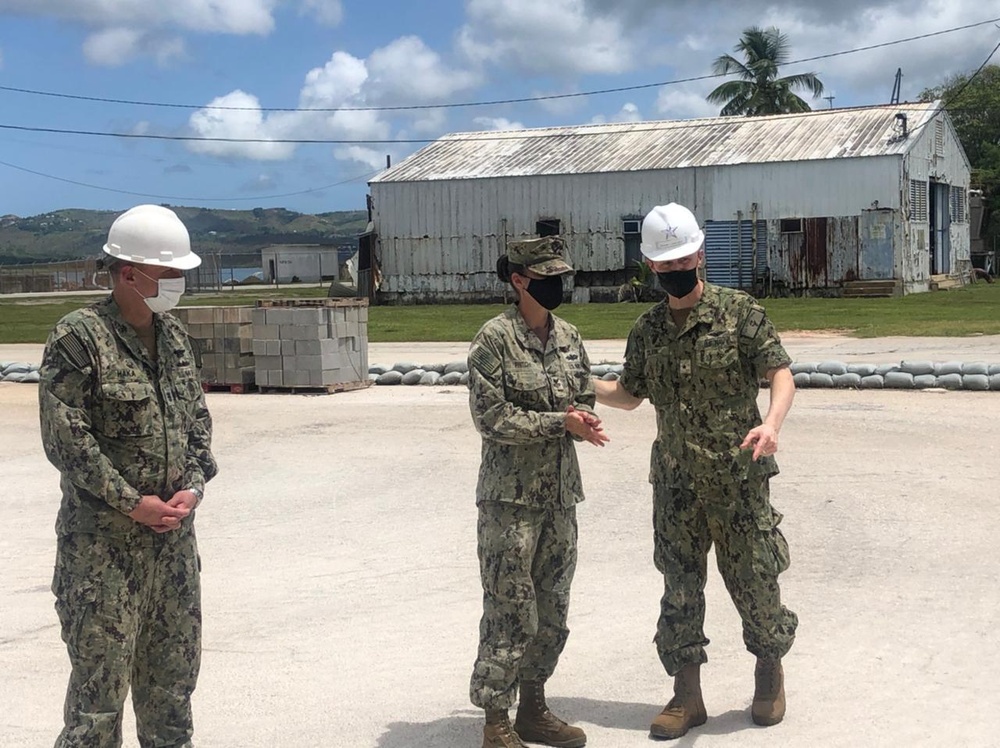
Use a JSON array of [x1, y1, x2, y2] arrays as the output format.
[[0, 206, 369, 264]]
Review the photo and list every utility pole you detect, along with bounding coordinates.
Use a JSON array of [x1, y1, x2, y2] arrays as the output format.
[[890, 68, 903, 104], [823, 95, 835, 109]]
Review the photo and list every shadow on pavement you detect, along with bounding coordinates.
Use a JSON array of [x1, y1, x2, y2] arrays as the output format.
[[549, 697, 753, 741], [376, 710, 482, 748], [375, 701, 753, 747]]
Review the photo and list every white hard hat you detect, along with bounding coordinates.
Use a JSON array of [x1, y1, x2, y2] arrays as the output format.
[[103, 204, 201, 270], [640, 203, 705, 262]]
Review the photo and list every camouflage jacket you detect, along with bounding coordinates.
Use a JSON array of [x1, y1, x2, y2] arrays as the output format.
[[468, 306, 595, 508], [38, 296, 217, 538], [619, 283, 791, 490]]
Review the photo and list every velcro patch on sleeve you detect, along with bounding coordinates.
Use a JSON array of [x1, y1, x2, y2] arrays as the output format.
[[54, 332, 91, 371], [740, 307, 766, 340], [469, 344, 501, 377]]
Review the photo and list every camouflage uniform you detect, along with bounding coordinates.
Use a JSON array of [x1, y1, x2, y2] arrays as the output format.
[[618, 283, 798, 676], [468, 305, 595, 710], [38, 295, 217, 748]]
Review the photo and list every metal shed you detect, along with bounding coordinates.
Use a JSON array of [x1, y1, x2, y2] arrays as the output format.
[[260, 244, 348, 284], [368, 102, 971, 302]]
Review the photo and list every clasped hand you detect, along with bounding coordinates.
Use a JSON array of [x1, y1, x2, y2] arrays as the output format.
[[565, 406, 611, 447], [127, 490, 198, 533]]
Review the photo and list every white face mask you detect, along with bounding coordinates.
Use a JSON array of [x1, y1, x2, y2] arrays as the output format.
[[134, 268, 185, 313]]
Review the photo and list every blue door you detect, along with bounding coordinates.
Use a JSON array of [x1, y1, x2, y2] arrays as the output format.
[[860, 209, 894, 279], [703, 220, 767, 290]]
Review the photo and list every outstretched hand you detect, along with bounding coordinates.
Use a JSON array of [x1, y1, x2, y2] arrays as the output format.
[[740, 424, 779, 461]]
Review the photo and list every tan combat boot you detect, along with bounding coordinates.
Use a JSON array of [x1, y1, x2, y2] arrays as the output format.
[[649, 663, 708, 740], [514, 681, 587, 748], [484, 709, 529, 748], [751, 658, 785, 726]]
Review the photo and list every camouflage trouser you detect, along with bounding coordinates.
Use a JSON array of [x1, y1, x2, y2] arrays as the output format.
[[470, 502, 578, 710], [52, 530, 202, 748], [652, 478, 798, 675]]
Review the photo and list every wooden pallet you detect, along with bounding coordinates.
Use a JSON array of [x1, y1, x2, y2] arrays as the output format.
[[201, 381, 257, 394], [255, 298, 368, 309], [257, 379, 372, 395]]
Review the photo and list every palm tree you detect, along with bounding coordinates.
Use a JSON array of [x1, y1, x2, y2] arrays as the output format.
[[707, 26, 824, 116]]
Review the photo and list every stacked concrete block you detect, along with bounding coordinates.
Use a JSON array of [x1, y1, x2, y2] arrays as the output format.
[[252, 300, 369, 389], [173, 306, 255, 386]]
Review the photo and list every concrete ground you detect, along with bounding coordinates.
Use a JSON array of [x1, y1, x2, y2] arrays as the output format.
[[2, 336, 1000, 747]]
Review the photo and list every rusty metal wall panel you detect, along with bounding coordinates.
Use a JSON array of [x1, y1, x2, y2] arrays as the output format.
[[773, 216, 861, 290], [828, 216, 860, 283], [803, 218, 829, 288]]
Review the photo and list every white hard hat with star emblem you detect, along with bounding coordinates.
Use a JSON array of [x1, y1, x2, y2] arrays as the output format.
[[640, 203, 705, 262]]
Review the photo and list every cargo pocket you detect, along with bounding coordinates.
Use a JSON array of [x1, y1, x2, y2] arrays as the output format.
[[694, 332, 741, 398], [752, 507, 791, 577], [96, 380, 157, 437], [686, 443, 752, 505], [505, 366, 549, 410]]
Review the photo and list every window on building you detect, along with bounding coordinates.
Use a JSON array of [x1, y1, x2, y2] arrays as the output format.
[[909, 180, 928, 221], [934, 120, 945, 156], [536, 219, 561, 237], [780, 218, 803, 233], [950, 186, 968, 223], [622, 219, 641, 234]]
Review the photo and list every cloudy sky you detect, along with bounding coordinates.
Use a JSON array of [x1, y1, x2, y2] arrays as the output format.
[[0, 0, 995, 217]]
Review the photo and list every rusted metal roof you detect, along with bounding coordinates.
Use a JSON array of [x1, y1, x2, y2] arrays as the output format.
[[371, 103, 941, 183]]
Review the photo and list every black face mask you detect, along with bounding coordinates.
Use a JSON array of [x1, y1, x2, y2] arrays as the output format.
[[657, 268, 699, 298], [524, 276, 564, 310]]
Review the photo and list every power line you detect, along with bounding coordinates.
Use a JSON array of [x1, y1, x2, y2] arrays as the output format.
[[0, 158, 379, 201], [0, 17, 997, 113], [0, 101, 976, 145], [3, 37, 996, 202], [937, 38, 1000, 107]]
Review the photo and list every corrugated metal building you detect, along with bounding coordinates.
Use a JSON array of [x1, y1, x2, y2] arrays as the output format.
[[368, 102, 971, 301]]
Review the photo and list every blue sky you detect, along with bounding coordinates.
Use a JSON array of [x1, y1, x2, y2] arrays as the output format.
[[0, 0, 995, 218]]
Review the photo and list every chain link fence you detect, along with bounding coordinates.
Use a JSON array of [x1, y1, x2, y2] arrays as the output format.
[[0, 252, 267, 295], [0, 258, 110, 294]]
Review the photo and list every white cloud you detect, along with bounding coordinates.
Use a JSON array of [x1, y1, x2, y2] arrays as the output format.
[[0, 0, 312, 64], [409, 108, 449, 136], [186, 35, 477, 166], [242, 173, 278, 192], [591, 102, 643, 124], [0, 0, 277, 35], [188, 90, 298, 161], [299, 0, 343, 26], [334, 146, 389, 172], [367, 36, 480, 104], [473, 117, 525, 131], [82, 27, 144, 66], [81, 28, 185, 68], [298, 51, 369, 109], [656, 87, 719, 120], [458, 0, 633, 75]]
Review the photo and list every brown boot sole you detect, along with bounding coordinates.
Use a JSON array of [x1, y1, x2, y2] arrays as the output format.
[[751, 710, 784, 727], [649, 713, 707, 740], [513, 726, 586, 748]]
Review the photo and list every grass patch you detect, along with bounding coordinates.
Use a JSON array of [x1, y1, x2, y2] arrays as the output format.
[[2, 283, 999, 344]]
